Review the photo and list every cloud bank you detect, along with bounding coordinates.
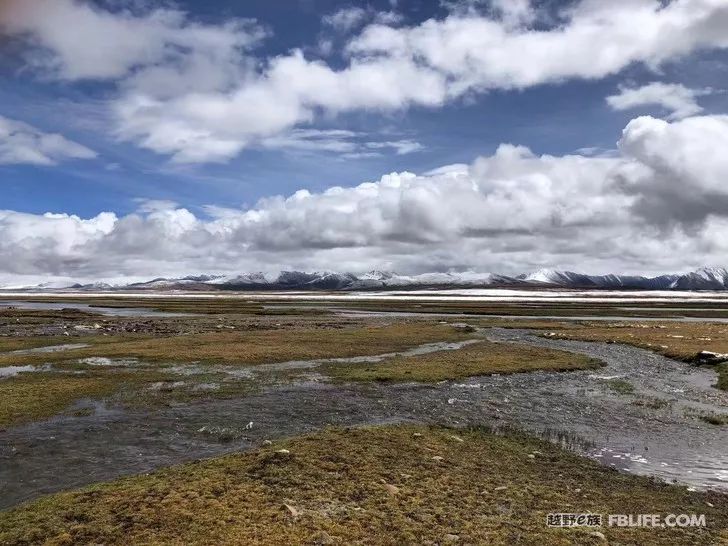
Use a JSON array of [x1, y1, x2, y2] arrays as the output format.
[[1, 114, 728, 284], [2, 0, 728, 163]]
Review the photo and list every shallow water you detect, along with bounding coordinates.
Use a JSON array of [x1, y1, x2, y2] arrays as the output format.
[[0, 300, 189, 318], [331, 307, 728, 323], [7, 343, 90, 355], [1, 330, 727, 510]]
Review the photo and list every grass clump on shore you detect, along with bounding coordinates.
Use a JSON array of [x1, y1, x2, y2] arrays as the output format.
[[698, 412, 728, 426], [323, 340, 601, 383], [1, 425, 726, 545], [606, 378, 635, 395]]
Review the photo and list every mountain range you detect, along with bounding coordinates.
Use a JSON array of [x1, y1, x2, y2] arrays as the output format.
[[7, 267, 728, 291]]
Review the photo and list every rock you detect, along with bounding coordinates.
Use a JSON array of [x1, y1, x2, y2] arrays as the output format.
[[527, 454, 536, 459], [443, 533, 460, 543], [432, 456, 444, 462], [283, 503, 299, 517], [695, 350, 728, 365], [311, 531, 334, 545], [275, 449, 290, 455], [589, 531, 606, 541], [449, 435, 464, 443]]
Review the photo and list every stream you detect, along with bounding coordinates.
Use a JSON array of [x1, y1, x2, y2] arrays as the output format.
[[1, 328, 727, 510]]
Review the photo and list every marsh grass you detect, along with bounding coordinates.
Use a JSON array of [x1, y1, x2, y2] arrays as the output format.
[[606, 378, 636, 395], [0, 323, 474, 426], [1, 425, 726, 545], [322, 340, 602, 383], [697, 413, 728, 426], [0, 322, 471, 368]]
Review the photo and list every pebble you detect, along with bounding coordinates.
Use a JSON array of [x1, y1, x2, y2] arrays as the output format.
[[283, 503, 299, 517], [382, 483, 400, 495]]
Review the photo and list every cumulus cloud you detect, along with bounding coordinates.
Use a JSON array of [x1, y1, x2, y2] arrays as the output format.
[[2, 114, 728, 283], [607, 82, 712, 120], [617, 114, 728, 226], [0, 0, 264, 81], [0, 115, 96, 165], [3, 0, 728, 163]]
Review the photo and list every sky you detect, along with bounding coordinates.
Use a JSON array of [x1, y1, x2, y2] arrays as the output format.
[[1, 0, 728, 285]]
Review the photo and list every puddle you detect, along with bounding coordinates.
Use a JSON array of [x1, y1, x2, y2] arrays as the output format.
[[7, 343, 90, 355], [0, 365, 51, 379], [79, 357, 140, 367]]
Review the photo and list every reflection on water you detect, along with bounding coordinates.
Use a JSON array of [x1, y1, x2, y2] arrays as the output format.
[[0, 300, 189, 317]]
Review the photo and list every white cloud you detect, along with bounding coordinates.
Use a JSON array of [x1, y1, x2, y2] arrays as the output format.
[[3, 114, 728, 282], [607, 82, 712, 119], [323, 6, 402, 32], [259, 129, 423, 157], [0, 115, 96, 165], [617, 114, 728, 225], [3, 0, 728, 163], [0, 0, 264, 81], [323, 7, 369, 32]]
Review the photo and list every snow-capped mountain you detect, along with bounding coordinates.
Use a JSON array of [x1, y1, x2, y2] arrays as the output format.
[[669, 267, 728, 290], [518, 269, 682, 289], [4, 267, 728, 291]]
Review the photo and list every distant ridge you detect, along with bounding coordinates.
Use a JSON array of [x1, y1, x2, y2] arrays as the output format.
[[5, 267, 728, 291]]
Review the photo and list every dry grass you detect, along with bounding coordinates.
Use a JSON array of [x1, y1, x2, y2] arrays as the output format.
[[0, 322, 471, 368], [323, 340, 601, 383], [1, 425, 726, 545]]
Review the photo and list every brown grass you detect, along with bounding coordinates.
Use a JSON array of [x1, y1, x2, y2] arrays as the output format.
[[323, 340, 601, 382], [1, 425, 726, 545], [0, 323, 472, 368]]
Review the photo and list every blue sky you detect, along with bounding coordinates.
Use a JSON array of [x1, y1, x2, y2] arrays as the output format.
[[1, 0, 728, 283]]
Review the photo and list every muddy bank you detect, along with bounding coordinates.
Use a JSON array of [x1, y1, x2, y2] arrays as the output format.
[[1, 329, 727, 510]]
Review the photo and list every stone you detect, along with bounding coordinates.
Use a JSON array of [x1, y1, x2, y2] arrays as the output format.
[[382, 483, 400, 495], [283, 503, 299, 517], [696, 350, 728, 365]]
